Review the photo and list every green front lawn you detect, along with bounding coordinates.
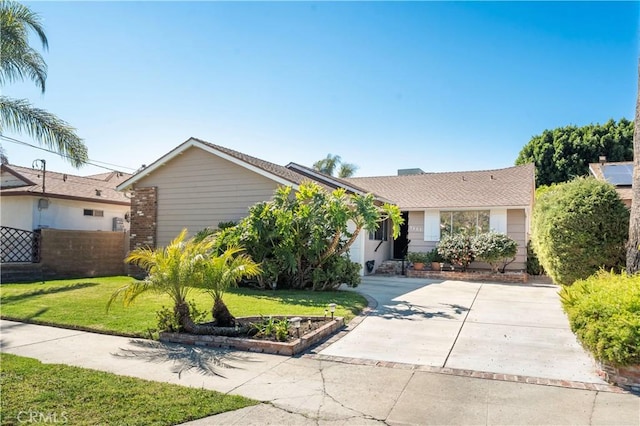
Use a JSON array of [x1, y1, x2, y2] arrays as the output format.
[[0, 353, 257, 425], [0, 276, 367, 337]]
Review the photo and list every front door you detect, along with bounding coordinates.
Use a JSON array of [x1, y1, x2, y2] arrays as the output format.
[[393, 211, 410, 259]]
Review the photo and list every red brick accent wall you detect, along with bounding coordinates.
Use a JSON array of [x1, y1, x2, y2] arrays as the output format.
[[597, 362, 640, 393], [407, 269, 528, 283], [129, 186, 157, 251], [40, 229, 127, 278]]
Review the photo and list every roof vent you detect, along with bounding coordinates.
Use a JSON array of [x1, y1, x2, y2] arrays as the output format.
[[95, 189, 102, 196], [397, 168, 424, 176]]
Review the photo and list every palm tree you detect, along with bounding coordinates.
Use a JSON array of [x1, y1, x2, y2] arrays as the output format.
[[313, 153, 358, 178], [0, 0, 87, 167], [107, 229, 210, 332], [338, 162, 358, 178], [627, 57, 640, 274], [199, 247, 261, 327]]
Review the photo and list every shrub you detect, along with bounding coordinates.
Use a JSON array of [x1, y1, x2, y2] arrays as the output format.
[[407, 252, 430, 264], [526, 240, 544, 276], [215, 182, 402, 290], [437, 234, 475, 271], [560, 271, 640, 366], [472, 232, 518, 273], [531, 177, 629, 286]]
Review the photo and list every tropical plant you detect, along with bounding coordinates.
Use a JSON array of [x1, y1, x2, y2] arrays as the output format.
[[0, 0, 87, 166], [531, 177, 629, 286], [515, 118, 633, 187], [313, 153, 358, 178], [198, 246, 261, 327], [107, 229, 210, 333], [216, 182, 403, 290], [472, 232, 518, 273]]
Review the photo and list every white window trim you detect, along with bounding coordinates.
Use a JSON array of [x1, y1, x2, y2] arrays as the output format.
[[424, 207, 517, 241]]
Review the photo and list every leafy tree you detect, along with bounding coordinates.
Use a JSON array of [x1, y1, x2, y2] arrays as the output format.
[[198, 247, 261, 327], [472, 232, 518, 273], [216, 182, 403, 290], [515, 119, 633, 187], [627, 59, 640, 274], [0, 0, 87, 167], [531, 177, 629, 286], [313, 153, 358, 178]]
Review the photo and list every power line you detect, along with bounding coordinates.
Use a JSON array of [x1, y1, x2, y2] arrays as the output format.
[[0, 134, 137, 172]]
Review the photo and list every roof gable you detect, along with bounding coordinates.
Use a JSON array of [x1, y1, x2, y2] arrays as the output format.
[[117, 137, 309, 191]]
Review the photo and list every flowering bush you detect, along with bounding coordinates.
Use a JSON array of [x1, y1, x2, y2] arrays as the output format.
[[437, 234, 475, 271], [472, 232, 518, 272]]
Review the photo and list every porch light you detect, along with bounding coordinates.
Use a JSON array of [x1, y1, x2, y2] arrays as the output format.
[[291, 317, 302, 338], [328, 303, 336, 319]]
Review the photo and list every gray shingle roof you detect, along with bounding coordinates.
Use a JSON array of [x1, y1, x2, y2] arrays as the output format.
[[343, 164, 535, 209], [1, 164, 131, 205]]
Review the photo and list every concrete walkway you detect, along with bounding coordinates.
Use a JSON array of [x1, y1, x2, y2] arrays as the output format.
[[2, 277, 639, 425], [321, 276, 604, 383]]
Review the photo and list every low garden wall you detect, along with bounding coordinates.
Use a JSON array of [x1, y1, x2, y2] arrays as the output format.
[[40, 229, 128, 279], [160, 316, 345, 356], [407, 269, 528, 283]]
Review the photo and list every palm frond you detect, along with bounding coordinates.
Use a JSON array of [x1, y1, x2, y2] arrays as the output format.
[[338, 162, 358, 178], [0, 96, 88, 167], [0, 0, 48, 91]]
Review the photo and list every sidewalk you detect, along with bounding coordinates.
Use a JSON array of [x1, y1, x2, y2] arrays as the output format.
[[2, 320, 638, 425]]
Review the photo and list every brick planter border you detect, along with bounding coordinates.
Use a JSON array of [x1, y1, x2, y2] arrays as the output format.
[[596, 361, 640, 393], [407, 269, 528, 283], [159, 316, 344, 356]]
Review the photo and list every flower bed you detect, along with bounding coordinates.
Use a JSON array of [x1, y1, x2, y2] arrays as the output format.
[[159, 316, 344, 356]]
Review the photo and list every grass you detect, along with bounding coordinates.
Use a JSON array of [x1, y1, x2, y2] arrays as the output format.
[[0, 276, 368, 337], [0, 353, 256, 425]]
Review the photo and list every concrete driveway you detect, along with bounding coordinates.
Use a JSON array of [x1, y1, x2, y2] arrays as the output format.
[[320, 276, 605, 384]]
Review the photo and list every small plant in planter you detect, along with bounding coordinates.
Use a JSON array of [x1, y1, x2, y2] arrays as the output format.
[[407, 252, 430, 270], [426, 248, 445, 271]]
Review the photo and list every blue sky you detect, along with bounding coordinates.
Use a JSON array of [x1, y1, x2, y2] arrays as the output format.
[[4, 1, 639, 177]]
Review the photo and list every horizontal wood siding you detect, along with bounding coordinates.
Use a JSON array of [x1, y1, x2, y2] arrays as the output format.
[[134, 147, 280, 246], [407, 211, 437, 253], [506, 209, 527, 270]]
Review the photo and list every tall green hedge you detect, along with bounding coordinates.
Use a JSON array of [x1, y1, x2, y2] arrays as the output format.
[[531, 177, 628, 286]]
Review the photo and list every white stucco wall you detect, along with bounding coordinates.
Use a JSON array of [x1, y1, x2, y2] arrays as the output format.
[[0, 195, 33, 230], [1, 196, 129, 231]]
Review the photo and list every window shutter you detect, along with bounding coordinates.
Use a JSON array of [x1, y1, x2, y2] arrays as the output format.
[[424, 210, 440, 241], [490, 209, 507, 234]]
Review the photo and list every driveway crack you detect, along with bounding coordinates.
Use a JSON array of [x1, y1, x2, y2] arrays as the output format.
[[442, 283, 483, 368]]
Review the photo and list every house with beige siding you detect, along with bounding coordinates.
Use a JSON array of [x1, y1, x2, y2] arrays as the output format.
[[342, 164, 535, 271], [118, 137, 535, 274]]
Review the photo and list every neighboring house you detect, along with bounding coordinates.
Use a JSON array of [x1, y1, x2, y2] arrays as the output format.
[[1, 164, 131, 232], [589, 160, 633, 207], [118, 137, 535, 274]]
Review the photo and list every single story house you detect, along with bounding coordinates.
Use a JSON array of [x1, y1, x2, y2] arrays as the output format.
[[117, 137, 535, 274], [1, 164, 131, 232], [589, 160, 633, 207]]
